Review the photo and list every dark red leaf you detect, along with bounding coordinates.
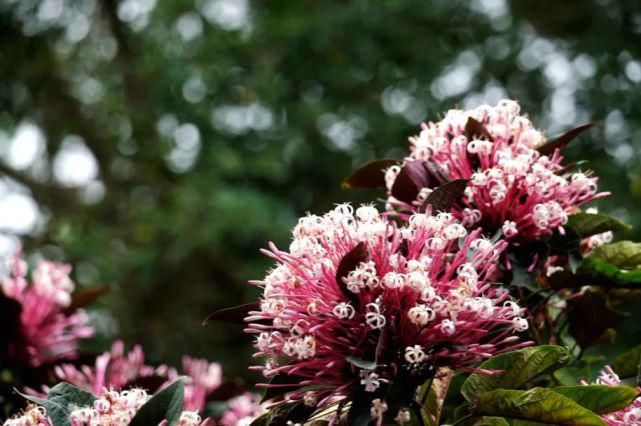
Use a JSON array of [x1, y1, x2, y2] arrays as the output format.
[[203, 302, 260, 325], [567, 289, 626, 348], [537, 123, 593, 156], [391, 161, 439, 203], [336, 242, 369, 306], [464, 117, 492, 140], [63, 286, 109, 315], [342, 159, 399, 190], [421, 179, 469, 213]]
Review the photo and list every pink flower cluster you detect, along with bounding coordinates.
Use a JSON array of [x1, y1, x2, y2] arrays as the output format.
[[246, 204, 529, 411], [53, 340, 222, 413], [2, 391, 213, 426], [219, 393, 265, 426], [585, 366, 641, 425], [385, 100, 606, 244], [1, 254, 93, 366]]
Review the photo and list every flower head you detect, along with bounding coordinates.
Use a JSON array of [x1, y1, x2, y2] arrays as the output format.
[[220, 393, 265, 426], [1, 254, 93, 366], [246, 204, 528, 409], [385, 100, 607, 247], [3, 405, 52, 426]]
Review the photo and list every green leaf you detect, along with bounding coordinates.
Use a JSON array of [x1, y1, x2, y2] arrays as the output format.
[[345, 356, 376, 370], [20, 383, 97, 426], [567, 213, 631, 238], [473, 388, 606, 425], [342, 159, 400, 189], [129, 377, 184, 426], [590, 241, 641, 269], [613, 344, 641, 379], [461, 346, 570, 403], [552, 385, 639, 414], [471, 418, 510, 426], [419, 367, 452, 426]]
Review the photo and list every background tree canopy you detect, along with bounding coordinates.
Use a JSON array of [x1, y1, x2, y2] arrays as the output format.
[[0, 0, 640, 381]]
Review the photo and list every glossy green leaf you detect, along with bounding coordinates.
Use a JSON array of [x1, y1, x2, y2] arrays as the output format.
[[590, 241, 641, 269], [471, 418, 510, 426], [552, 385, 639, 414], [473, 388, 606, 425], [461, 346, 570, 403], [129, 377, 184, 426], [345, 355, 376, 370], [20, 383, 97, 426], [567, 213, 631, 238], [613, 344, 641, 379], [419, 367, 452, 426]]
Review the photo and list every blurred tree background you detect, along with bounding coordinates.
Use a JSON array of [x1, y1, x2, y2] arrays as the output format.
[[1, 0, 641, 382]]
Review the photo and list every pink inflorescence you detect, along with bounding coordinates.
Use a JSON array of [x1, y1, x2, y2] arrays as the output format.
[[245, 204, 530, 410], [589, 366, 641, 425], [1, 254, 93, 367], [385, 100, 607, 245], [219, 393, 265, 426], [53, 340, 222, 413]]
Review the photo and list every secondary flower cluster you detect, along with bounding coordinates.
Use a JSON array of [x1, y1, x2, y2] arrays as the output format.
[[219, 393, 265, 426], [51, 340, 222, 412], [1, 254, 93, 366], [589, 366, 641, 425], [2, 390, 212, 426], [246, 204, 529, 410], [384, 100, 606, 245]]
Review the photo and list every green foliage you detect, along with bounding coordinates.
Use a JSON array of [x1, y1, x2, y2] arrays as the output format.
[[567, 213, 632, 238], [613, 344, 641, 379], [591, 241, 641, 269], [129, 377, 185, 426], [472, 388, 606, 425], [552, 385, 639, 414], [20, 383, 97, 426], [461, 346, 570, 403]]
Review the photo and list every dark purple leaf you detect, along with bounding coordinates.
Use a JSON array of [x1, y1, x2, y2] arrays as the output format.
[[465, 117, 492, 140], [567, 289, 626, 348], [537, 123, 593, 156], [203, 302, 260, 325], [421, 179, 469, 213], [342, 159, 399, 190], [336, 242, 369, 306], [391, 161, 439, 203], [63, 286, 109, 315]]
